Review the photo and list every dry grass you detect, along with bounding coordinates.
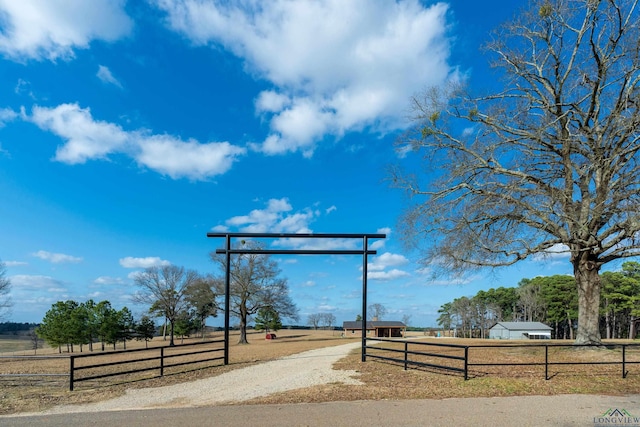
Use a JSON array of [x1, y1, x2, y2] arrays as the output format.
[[248, 336, 640, 405], [0, 329, 348, 415], [2, 331, 640, 415]]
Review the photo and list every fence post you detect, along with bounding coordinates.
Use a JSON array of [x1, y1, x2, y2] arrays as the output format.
[[622, 345, 627, 379], [69, 356, 75, 391], [464, 347, 468, 380], [404, 342, 408, 370], [545, 345, 549, 380], [160, 347, 164, 377]]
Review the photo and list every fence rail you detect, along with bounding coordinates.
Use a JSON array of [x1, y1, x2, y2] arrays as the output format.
[[365, 338, 640, 380], [70, 339, 225, 390], [366, 339, 469, 379], [0, 340, 226, 390]]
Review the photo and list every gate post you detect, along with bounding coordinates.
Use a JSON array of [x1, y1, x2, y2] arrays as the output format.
[[69, 356, 75, 391], [224, 234, 231, 365], [361, 236, 368, 362], [545, 345, 549, 380], [464, 347, 468, 380], [160, 347, 165, 377]]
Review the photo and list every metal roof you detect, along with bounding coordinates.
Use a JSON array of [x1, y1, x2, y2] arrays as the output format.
[[343, 321, 406, 329], [491, 321, 552, 331]]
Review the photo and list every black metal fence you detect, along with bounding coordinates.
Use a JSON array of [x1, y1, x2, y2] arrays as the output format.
[[365, 338, 469, 378], [364, 338, 640, 380], [69, 339, 225, 391]]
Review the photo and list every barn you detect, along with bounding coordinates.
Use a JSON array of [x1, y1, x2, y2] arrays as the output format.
[[343, 321, 406, 338], [489, 321, 552, 340]]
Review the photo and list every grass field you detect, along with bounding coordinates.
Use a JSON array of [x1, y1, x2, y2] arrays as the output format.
[[0, 335, 44, 354], [2, 330, 640, 415]]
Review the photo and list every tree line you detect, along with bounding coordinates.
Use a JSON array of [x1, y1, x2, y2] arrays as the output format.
[[0, 322, 37, 334], [36, 300, 155, 353], [437, 262, 640, 340], [37, 266, 220, 352]]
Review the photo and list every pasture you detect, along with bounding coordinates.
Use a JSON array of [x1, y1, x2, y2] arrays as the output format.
[[0, 335, 41, 354], [2, 330, 640, 415]]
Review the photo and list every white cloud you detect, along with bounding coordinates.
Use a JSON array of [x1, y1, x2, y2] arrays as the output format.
[[369, 228, 390, 250], [4, 260, 28, 267], [97, 65, 123, 88], [93, 276, 125, 285], [119, 256, 171, 269], [127, 271, 143, 280], [223, 197, 317, 233], [368, 252, 409, 271], [30, 103, 129, 164], [87, 291, 105, 298], [10, 274, 67, 291], [377, 227, 391, 236], [32, 250, 82, 264], [255, 90, 290, 113], [0, 107, 18, 127], [153, 0, 455, 156], [0, 0, 133, 61], [215, 198, 389, 252], [14, 79, 36, 99], [136, 135, 246, 180], [367, 269, 411, 281], [27, 103, 247, 180]]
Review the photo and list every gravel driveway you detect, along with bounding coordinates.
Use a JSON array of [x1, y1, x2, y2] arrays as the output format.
[[4, 341, 640, 426], [37, 341, 363, 414]]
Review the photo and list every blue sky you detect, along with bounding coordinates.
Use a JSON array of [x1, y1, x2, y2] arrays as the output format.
[[0, 0, 575, 328]]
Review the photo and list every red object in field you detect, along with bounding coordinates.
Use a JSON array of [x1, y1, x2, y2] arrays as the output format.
[[265, 333, 277, 340]]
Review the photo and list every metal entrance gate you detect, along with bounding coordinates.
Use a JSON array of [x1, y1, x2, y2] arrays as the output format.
[[207, 232, 386, 363]]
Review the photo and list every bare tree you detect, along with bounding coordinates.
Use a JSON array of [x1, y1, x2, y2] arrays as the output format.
[[29, 329, 40, 355], [368, 303, 387, 320], [393, 0, 640, 345], [401, 314, 412, 327], [0, 259, 12, 320], [210, 241, 298, 344], [307, 313, 321, 330], [320, 313, 336, 330], [133, 265, 199, 346], [516, 279, 547, 322]]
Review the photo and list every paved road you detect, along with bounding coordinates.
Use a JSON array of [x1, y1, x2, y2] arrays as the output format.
[[3, 394, 640, 426]]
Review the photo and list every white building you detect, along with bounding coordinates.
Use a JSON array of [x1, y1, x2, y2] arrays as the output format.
[[489, 322, 552, 340]]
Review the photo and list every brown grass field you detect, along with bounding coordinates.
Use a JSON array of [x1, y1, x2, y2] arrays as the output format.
[[1, 329, 640, 415]]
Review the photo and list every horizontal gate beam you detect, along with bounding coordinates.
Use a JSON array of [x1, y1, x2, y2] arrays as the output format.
[[215, 249, 377, 255]]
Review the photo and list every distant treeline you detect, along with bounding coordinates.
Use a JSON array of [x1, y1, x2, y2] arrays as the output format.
[[0, 322, 38, 334], [437, 261, 640, 340]]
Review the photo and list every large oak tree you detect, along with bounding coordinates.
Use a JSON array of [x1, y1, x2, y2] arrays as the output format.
[[394, 0, 640, 344], [210, 241, 298, 344]]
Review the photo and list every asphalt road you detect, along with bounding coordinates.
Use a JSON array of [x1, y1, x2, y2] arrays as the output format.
[[3, 394, 640, 427]]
